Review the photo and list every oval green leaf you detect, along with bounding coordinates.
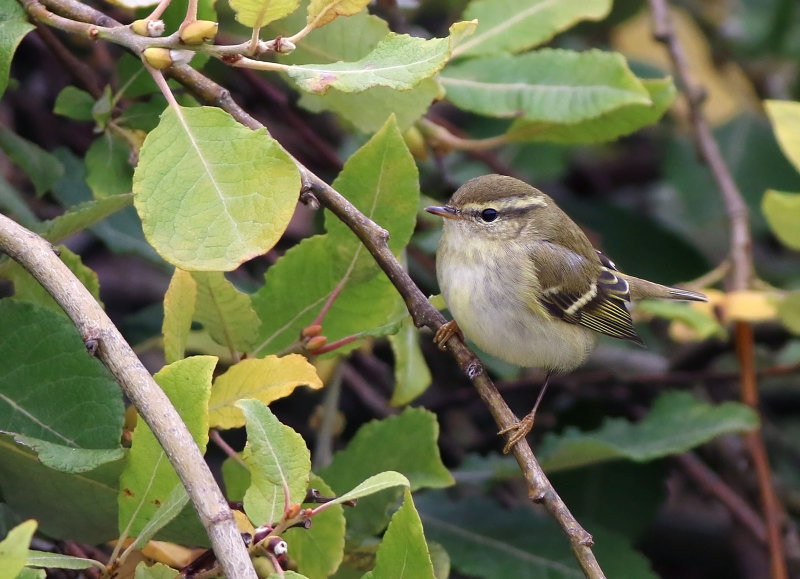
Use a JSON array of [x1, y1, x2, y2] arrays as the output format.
[[133, 106, 300, 271], [762, 189, 800, 250], [441, 48, 651, 122], [765, 99, 800, 174], [455, 0, 611, 58]]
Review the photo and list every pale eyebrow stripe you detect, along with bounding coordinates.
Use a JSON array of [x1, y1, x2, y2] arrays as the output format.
[[461, 196, 548, 215]]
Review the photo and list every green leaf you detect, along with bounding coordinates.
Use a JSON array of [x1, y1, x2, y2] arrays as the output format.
[[537, 391, 759, 472], [325, 471, 410, 507], [389, 318, 432, 406], [548, 461, 667, 541], [86, 133, 134, 199], [133, 106, 300, 271], [230, 0, 300, 28], [252, 116, 418, 355], [441, 49, 651, 122], [0, 1, 34, 97], [53, 86, 96, 121], [284, 475, 345, 578], [274, 9, 438, 132], [417, 493, 655, 579], [221, 453, 250, 501], [778, 291, 800, 335], [306, 0, 370, 28], [455, 0, 611, 58], [0, 301, 123, 448], [117, 356, 216, 538], [238, 399, 311, 525], [319, 409, 452, 537], [134, 561, 180, 579], [0, 435, 124, 543], [34, 194, 133, 244], [0, 125, 63, 196], [0, 520, 36, 579], [505, 77, 676, 144], [26, 550, 103, 571], [764, 99, 800, 174], [132, 482, 190, 550], [298, 78, 442, 134], [209, 355, 322, 429], [162, 269, 197, 364], [3, 245, 102, 314], [192, 271, 261, 353], [0, 174, 38, 228], [762, 189, 800, 250], [363, 489, 434, 579], [287, 22, 474, 94], [10, 435, 123, 473]]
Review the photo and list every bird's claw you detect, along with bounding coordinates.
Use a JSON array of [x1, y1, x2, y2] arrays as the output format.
[[433, 320, 463, 351]]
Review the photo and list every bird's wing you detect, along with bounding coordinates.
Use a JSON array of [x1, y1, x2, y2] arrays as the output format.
[[529, 242, 643, 345]]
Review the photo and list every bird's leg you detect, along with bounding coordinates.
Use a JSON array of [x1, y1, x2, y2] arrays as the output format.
[[433, 320, 463, 351], [499, 373, 552, 454]]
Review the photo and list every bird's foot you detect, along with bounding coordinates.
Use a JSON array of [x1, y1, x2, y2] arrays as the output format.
[[433, 320, 463, 351], [499, 412, 536, 454]]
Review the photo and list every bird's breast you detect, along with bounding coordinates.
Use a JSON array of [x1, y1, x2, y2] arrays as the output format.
[[436, 237, 595, 372]]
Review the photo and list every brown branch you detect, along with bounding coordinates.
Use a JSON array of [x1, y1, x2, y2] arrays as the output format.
[[0, 214, 256, 579], [648, 3, 786, 578], [736, 322, 787, 578], [20, 0, 606, 574], [676, 452, 767, 544]]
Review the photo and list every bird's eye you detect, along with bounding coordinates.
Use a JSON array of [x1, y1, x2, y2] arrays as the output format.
[[480, 208, 498, 222]]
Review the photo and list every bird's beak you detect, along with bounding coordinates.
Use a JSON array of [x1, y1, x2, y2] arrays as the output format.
[[425, 205, 461, 220]]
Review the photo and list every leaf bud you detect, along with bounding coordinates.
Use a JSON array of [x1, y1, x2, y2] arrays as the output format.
[[305, 336, 328, 352], [285, 503, 302, 519], [179, 20, 218, 45], [301, 324, 323, 338], [142, 47, 173, 70], [131, 19, 165, 37], [267, 536, 288, 558]]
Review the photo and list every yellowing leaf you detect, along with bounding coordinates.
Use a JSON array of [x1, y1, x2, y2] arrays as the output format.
[[762, 189, 800, 251], [611, 8, 757, 126], [162, 269, 197, 364], [724, 290, 779, 323], [765, 100, 800, 173], [140, 540, 197, 568], [209, 355, 323, 429], [307, 0, 370, 29], [0, 520, 37, 579], [192, 271, 260, 354], [778, 291, 800, 335], [231, 0, 300, 28]]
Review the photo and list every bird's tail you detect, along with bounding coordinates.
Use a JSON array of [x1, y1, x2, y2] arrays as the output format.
[[620, 273, 708, 302]]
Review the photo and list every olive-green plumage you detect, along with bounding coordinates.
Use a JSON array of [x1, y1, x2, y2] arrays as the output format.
[[426, 174, 706, 374]]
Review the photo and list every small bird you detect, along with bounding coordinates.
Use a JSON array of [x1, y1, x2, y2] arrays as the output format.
[[426, 175, 707, 453]]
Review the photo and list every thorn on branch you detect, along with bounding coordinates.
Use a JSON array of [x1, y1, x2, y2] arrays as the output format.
[[299, 182, 320, 209], [466, 360, 484, 380], [84, 337, 99, 356]]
